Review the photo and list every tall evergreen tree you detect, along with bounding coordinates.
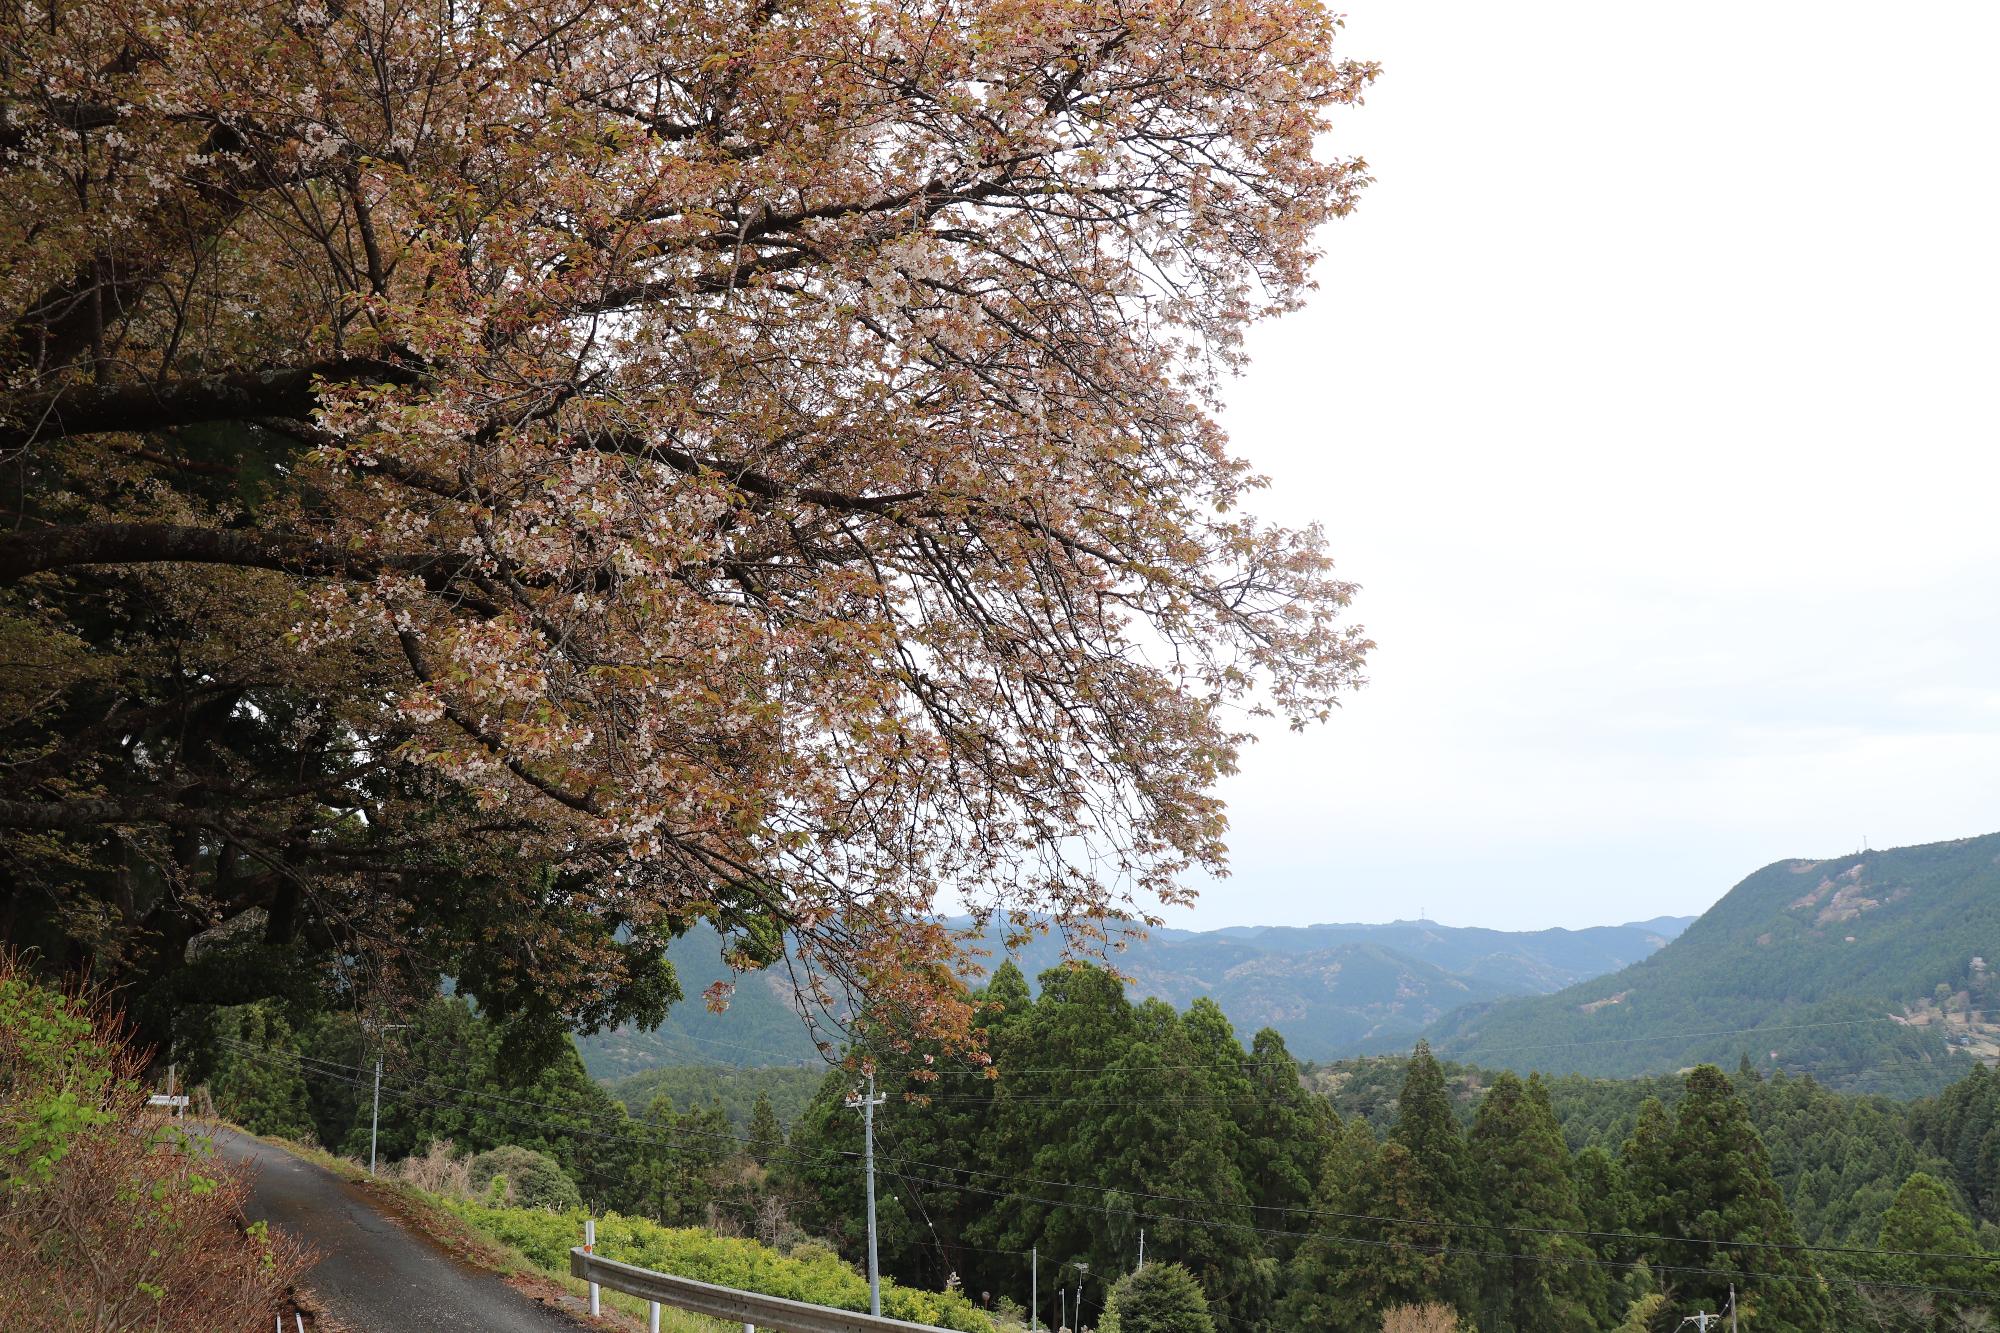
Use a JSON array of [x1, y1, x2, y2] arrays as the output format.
[[1390, 1041, 1479, 1313], [1620, 1096, 1676, 1240], [965, 965, 1137, 1289], [1392, 1042, 1470, 1200], [1872, 1169, 1995, 1321], [1657, 1065, 1833, 1331], [1240, 1028, 1336, 1256], [1280, 1139, 1453, 1332], [1081, 998, 1269, 1324], [983, 958, 1032, 1020], [1182, 997, 1254, 1185], [777, 1071, 924, 1268], [1468, 1071, 1605, 1330], [746, 1092, 785, 1167], [206, 1002, 312, 1139]]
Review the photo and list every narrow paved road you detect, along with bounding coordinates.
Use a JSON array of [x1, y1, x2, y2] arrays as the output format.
[[211, 1128, 589, 1332]]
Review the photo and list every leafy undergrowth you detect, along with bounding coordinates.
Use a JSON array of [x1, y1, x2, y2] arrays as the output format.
[[0, 957, 310, 1330], [443, 1198, 997, 1332], [246, 1131, 993, 1332]]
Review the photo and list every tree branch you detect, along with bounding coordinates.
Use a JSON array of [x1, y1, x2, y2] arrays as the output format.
[[0, 520, 467, 593], [0, 359, 419, 449]]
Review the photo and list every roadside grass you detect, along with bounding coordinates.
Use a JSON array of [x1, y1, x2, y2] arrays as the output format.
[[232, 1125, 729, 1332], [230, 1127, 1020, 1333]]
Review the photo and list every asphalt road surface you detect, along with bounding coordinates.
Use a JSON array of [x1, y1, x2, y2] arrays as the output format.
[[211, 1128, 589, 1332]]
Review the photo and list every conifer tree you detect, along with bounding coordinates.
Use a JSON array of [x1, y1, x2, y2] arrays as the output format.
[[1468, 1071, 1605, 1329], [984, 959, 1033, 1021], [1875, 1170, 1994, 1310], [1082, 998, 1268, 1324], [966, 965, 1141, 1289], [1182, 998, 1254, 1184], [1389, 1041, 1479, 1312], [1621, 1096, 1677, 1240], [1240, 1028, 1336, 1256], [1393, 1042, 1469, 1199], [1658, 1065, 1833, 1331], [1280, 1140, 1450, 1331], [746, 1092, 785, 1167], [207, 1002, 313, 1139], [1574, 1144, 1653, 1315], [776, 1074, 923, 1265], [1573, 1145, 1630, 1237]]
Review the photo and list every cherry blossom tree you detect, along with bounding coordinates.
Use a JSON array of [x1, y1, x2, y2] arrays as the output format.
[[1, 0, 1374, 1050]]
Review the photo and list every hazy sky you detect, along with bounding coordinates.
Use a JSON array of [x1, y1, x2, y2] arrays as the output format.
[[1170, 2, 2000, 932]]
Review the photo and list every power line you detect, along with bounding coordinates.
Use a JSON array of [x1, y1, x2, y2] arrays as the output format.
[[606, 1024, 831, 1066], [209, 1040, 2000, 1311], [210, 1035, 2000, 1273], [879, 1163, 2000, 1306]]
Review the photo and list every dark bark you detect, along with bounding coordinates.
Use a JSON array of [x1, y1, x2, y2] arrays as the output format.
[[0, 520, 467, 590], [0, 359, 418, 449]]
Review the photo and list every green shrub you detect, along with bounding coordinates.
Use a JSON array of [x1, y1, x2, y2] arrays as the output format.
[[444, 1199, 993, 1331], [467, 1145, 580, 1211], [0, 956, 311, 1329], [1099, 1263, 1215, 1333]]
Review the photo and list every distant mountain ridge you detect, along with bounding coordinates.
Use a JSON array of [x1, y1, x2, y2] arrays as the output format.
[[1423, 832, 2000, 1095], [574, 911, 1693, 1077]]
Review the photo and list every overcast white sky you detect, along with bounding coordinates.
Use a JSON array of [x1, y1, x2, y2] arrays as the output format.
[[1170, 2, 2000, 932]]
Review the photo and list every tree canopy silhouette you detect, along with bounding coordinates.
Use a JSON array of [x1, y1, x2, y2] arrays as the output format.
[[0, 0, 1373, 1048]]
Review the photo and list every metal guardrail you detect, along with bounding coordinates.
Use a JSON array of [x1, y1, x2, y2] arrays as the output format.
[[569, 1248, 959, 1333]]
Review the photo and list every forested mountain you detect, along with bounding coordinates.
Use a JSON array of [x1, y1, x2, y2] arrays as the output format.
[[1185, 916, 1694, 989], [607, 1065, 823, 1136], [575, 924, 830, 1077], [576, 915, 1690, 1074], [1425, 832, 2000, 1095]]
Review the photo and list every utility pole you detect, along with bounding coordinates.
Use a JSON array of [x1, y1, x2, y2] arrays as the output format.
[[1677, 1289, 1740, 1333], [846, 1071, 887, 1316], [367, 1023, 409, 1176], [1074, 1261, 1088, 1332], [1136, 1228, 1144, 1270], [1030, 1246, 1037, 1332]]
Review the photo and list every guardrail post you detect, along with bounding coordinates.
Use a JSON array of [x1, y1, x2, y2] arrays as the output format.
[[585, 1217, 599, 1317], [648, 1299, 660, 1332]]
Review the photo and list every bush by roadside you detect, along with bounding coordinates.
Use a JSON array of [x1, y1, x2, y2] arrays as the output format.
[[0, 954, 310, 1330], [467, 1143, 582, 1210], [443, 1197, 995, 1332]]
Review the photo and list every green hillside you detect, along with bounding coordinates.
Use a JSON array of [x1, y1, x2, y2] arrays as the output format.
[[575, 924, 831, 1076], [1425, 832, 2000, 1094], [605, 1064, 823, 1134]]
